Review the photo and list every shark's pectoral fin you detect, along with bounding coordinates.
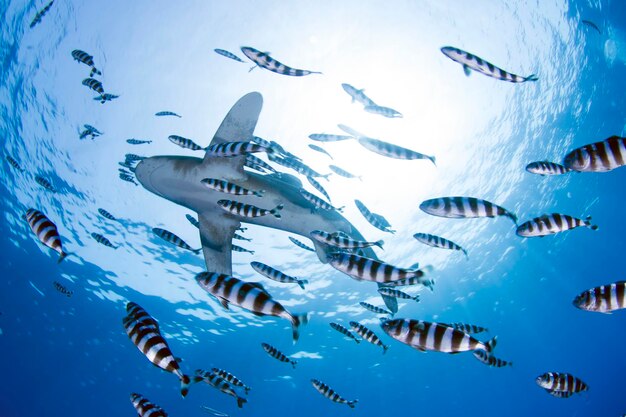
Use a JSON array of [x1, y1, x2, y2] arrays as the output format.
[[198, 211, 241, 275], [378, 289, 398, 314]]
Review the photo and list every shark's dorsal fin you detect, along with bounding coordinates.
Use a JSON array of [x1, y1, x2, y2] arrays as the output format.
[[205, 92, 263, 152], [198, 211, 241, 275]]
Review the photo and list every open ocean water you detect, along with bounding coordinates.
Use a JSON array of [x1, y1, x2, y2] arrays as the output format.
[[2, 1, 626, 416]]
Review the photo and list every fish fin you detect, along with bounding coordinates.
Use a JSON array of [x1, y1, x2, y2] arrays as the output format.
[[237, 396, 247, 408], [57, 251, 71, 263], [298, 280, 308, 290], [291, 360, 297, 369], [524, 74, 539, 82], [249, 282, 267, 291], [463, 65, 472, 76], [375, 240, 384, 249], [290, 312, 309, 343], [348, 400, 358, 408], [382, 344, 389, 354], [270, 204, 284, 218], [218, 297, 230, 310], [483, 336, 498, 354], [180, 374, 191, 397]]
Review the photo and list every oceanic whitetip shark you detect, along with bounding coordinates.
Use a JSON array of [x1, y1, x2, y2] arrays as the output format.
[[135, 92, 398, 313]]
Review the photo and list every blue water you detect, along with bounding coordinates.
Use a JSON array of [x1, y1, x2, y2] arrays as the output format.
[[2, 1, 626, 416]]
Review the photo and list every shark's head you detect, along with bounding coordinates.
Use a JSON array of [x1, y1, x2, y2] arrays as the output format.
[[135, 156, 201, 200]]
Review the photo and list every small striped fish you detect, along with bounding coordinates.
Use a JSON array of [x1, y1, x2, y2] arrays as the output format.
[[123, 302, 191, 397], [306, 177, 332, 202], [329, 322, 360, 344], [71, 49, 101, 76], [241, 47, 321, 76], [91, 232, 118, 249], [384, 273, 435, 292], [210, 368, 250, 393], [82, 78, 104, 95], [168, 135, 204, 151], [84, 124, 102, 135], [24, 209, 69, 263], [525, 161, 571, 176], [420, 197, 517, 224], [53, 281, 72, 297], [441, 46, 538, 83], [119, 173, 138, 185], [29, 0, 54, 28], [308, 144, 333, 159], [358, 137, 436, 165], [449, 323, 488, 334], [381, 319, 496, 354], [349, 321, 389, 354], [269, 155, 329, 179], [206, 141, 273, 157], [94, 93, 118, 103], [582, 19, 601, 34], [35, 175, 56, 192], [473, 350, 512, 367], [152, 228, 201, 253], [233, 233, 251, 242], [573, 281, 626, 313], [201, 178, 264, 197], [378, 287, 419, 302], [251, 261, 308, 289], [311, 379, 357, 408], [245, 154, 277, 173], [516, 214, 598, 237], [214, 48, 245, 63], [195, 370, 247, 408], [536, 372, 588, 395], [130, 393, 168, 417], [329, 253, 426, 284], [341, 83, 377, 107], [289, 236, 315, 252], [217, 200, 283, 219], [5, 155, 24, 172], [359, 302, 392, 316], [261, 343, 297, 367], [564, 136, 626, 172], [364, 105, 402, 118], [125, 153, 146, 162], [355, 200, 395, 234], [300, 190, 343, 212], [413, 233, 467, 259], [185, 214, 199, 229], [310, 230, 383, 250], [126, 139, 152, 145], [308, 133, 354, 142], [155, 111, 181, 118], [231, 244, 254, 254], [329, 164, 361, 180], [196, 273, 308, 342]]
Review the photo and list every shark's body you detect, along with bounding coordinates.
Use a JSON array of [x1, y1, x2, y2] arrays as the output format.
[[135, 92, 397, 313]]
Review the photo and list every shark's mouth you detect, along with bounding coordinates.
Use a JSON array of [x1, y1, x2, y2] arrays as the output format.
[[135, 158, 165, 198]]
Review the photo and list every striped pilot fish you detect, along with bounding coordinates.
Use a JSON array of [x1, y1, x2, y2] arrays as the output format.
[[536, 372, 588, 395], [563, 135, 626, 172], [71, 49, 101, 76], [206, 141, 273, 157], [123, 302, 192, 397], [573, 281, 626, 313], [24, 209, 70, 263], [349, 321, 389, 354], [310, 230, 383, 250], [355, 200, 396, 234], [217, 200, 283, 219], [130, 393, 168, 417], [152, 227, 201, 253], [440, 46, 538, 83], [525, 161, 571, 176], [473, 350, 512, 367], [311, 379, 358, 408], [246, 154, 277, 173], [384, 272, 435, 292], [119, 173, 138, 185], [29, 0, 54, 28], [196, 272, 308, 342], [300, 190, 343, 212], [420, 197, 517, 224], [329, 164, 361, 180], [185, 214, 199, 229], [233, 233, 251, 242], [449, 323, 488, 334], [306, 176, 332, 202], [358, 137, 436, 165], [364, 105, 402, 118], [82, 78, 104, 95], [289, 236, 315, 252], [231, 244, 254, 255], [308, 133, 354, 142], [261, 342, 297, 368], [91, 232, 118, 249], [413, 233, 468, 259], [6, 155, 24, 172], [155, 111, 181, 118], [194, 370, 247, 408], [214, 48, 245, 63], [329, 322, 360, 344], [341, 83, 377, 107], [359, 302, 392, 316], [35, 175, 56, 192], [269, 154, 330, 179], [308, 144, 334, 160], [210, 368, 250, 393], [126, 139, 152, 145], [516, 213, 598, 237], [241, 46, 322, 76], [53, 281, 72, 297], [328, 252, 426, 284], [378, 287, 420, 302], [381, 319, 496, 355], [168, 135, 204, 151], [94, 93, 119, 103], [250, 261, 308, 290], [201, 178, 264, 197]]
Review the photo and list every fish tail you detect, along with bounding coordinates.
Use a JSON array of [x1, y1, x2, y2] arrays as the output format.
[[244, 386, 251, 394], [585, 216, 599, 230], [347, 400, 358, 408], [193, 248, 203, 254], [290, 312, 309, 343], [271, 204, 284, 219], [298, 280, 308, 290], [180, 374, 191, 397], [254, 189, 266, 197], [375, 240, 384, 249], [291, 360, 297, 369], [428, 155, 437, 166], [483, 336, 498, 354], [337, 206, 345, 213], [248, 65, 256, 73], [525, 74, 539, 82], [506, 211, 518, 225], [462, 248, 469, 259], [57, 251, 71, 263], [382, 344, 389, 355], [236, 396, 247, 408]]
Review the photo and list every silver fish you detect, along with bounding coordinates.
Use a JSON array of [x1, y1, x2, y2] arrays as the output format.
[[53, 281, 72, 297], [377, 287, 419, 302], [126, 139, 152, 145], [94, 93, 119, 103], [168, 135, 204, 151], [308, 133, 353, 142], [289, 236, 315, 252], [329, 164, 361, 180], [516, 214, 597, 237], [185, 214, 199, 229], [564, 135, 626, 172], [311, 379, 358, 408], [24, 209, 69, 263], [35, 175, 56, 192], [359, 302, 392, 316], [206, 141, 273, 157], [364, 105, 402, 118], [241, 46, 322, 76], [194, 370, 246, 408], [354, 200, 395, 234], [306, 176, 332, 202], [300, 190, 342, 212], [82, 78, 104, 95], [217, 200, 283, 218], [441, 46, 538, 83], [473, 350, 512, 367], [536, 372, 588, 395], [245, 154, 277, 173], [261, 342, 297, 367], [231, 244, 254, 255], [130, 393, 169, 417], [210, 368, 250, 393], [98, 208, 117, 221], [308, 144, 334, 159], [5, 155, 24, 172], [91, 232, 118, 249]]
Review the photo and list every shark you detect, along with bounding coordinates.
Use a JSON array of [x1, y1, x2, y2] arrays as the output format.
[[135, 92, 398, 313]]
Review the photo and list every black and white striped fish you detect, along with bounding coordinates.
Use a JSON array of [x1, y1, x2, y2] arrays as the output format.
[[233, 233, 251, 242], [196, 273, 308, 342], [473, 350, 512, 367], [125, 154, 146, 163], [217, 200, 283, 219], [384, 272, 435, 292], [441, 46, 538, 83], [245, 154, 277, 173], [91, 232, 118, 249], [250, 261, 308, 290], [413, 233, 468, 258], [152, 228, 201, 253], [29, 0, 54, 28], [214, 48, 245, 63], [98, 208, 117, 222], [310, 230, 383, 250], [311, 379, 358, 408], [53, 281, 72, 297], [329, 322, 360, 344], [349, 321, 389, 354], [516, 213, 597, 237], [525, 161, 571, 176], [381, 319, 496, 355], [194, 370, 247, 408], [185, 214, 199, 229], [359, 302, 392, 316], [419, 197, 517, 224], [308, 133, 354, 142], [536, 372, 588, 395], [71, 49, 101, 76], [563, 135, 626, 172], [241, 47, 321, 76], [94, 93, 119, 103], [119, 173, 138, 185], [130, 393, 168, 417], [329, 164, 361, 180], [35, 175, 56, 192], [206, 141, 273, 157], [24, 209, 70, 263], [329, 253, 426, 284], [82, 78, 104, 95], [364, 105, 402, 118], [378, 287, 419, 302], [300, 190, 343, 212], [261, 343, 297, 367], [126, 139, 152, 145], [210, 368, 250, 394], [355, 200, 395, 234], [306, 177, 332, 202], [341, 83, 377, 107], [123, 302, 191, 397], [289, 236, 315, 252], [358, 137, 436, 165], [168, 135, 204, 151], [269, 154, 330, 179], [573, 281, 626, 313], [84, 124, 102, 135], [308, 144, 333, 159], [5, 155, 24, 172], [231, 244, 254, 255], [201, 178, 264, 197], [449, 323, 488, 334], [155, 111, 181, 118]]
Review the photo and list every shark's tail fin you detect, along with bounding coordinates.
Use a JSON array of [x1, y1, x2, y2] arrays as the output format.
[[382, 344, 389, 355], [270, 204, 284, 219], [290, 312, 309, 343], [290, 360, 297, 369], [428, 155, 437, 166]]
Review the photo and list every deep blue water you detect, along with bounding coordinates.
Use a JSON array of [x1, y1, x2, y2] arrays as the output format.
[[2, 1, 626, 416]]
